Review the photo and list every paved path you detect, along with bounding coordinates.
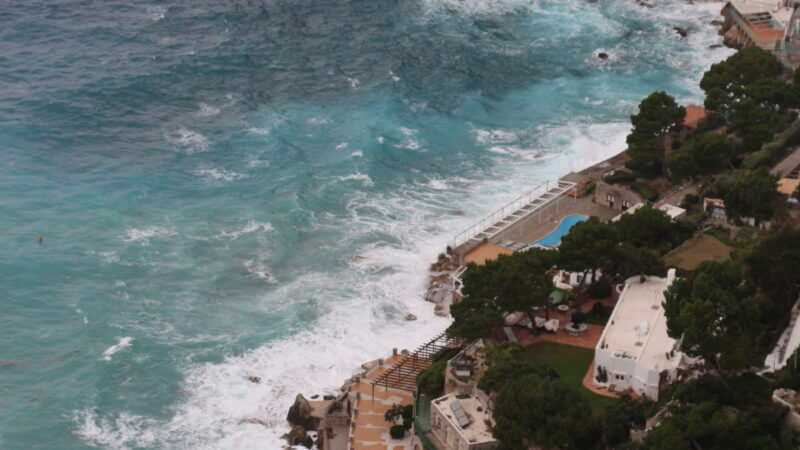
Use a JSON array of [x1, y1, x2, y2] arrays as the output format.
[[772, 146, 800, 177], [350, 355, 415, 450]]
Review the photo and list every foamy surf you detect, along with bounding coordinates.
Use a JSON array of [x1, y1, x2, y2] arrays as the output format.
[[101, 337, 134, 361], [0, 0, 739, 447]]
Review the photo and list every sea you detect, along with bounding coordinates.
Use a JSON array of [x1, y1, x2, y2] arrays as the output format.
[[0, 0, 732, 448]]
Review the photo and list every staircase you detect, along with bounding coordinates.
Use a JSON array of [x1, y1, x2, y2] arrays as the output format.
[[371, 331, 456, 392]]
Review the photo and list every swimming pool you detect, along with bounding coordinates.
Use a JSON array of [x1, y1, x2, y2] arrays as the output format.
[[532, 215, 588, 247]]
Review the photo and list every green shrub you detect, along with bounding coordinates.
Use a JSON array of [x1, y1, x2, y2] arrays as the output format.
[[603, 170, 637, 184], [402, 418, 412, 430], [581, 181, 596, 196], [571, 312, 586, 325], [416, 359, 446, 394], [625, 159, 661, 179], [587, 278, 612, 299], [401, 404, 413, 420], [591, 301, 606, 317], [632, 182, 659, 202], [743, 118, 800, 169], [389, 425, 406, 439], [680, 193, 700, 210]]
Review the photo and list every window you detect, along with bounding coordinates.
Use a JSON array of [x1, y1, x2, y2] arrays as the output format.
[[606, 194, 615, 203], [614, 373, 625, 380], [622, 200, 631, 210]]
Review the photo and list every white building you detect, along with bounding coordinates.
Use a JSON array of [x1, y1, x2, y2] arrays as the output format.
[[611, 202, 686, 222], [594, 270, 684, 400], [430, 392, 497, 450]]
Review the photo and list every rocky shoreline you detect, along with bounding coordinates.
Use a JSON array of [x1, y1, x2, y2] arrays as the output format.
[[278, 5, 739, 447]]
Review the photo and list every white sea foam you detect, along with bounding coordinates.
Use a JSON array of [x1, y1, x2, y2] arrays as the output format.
[[121, 226, 176, 245], [350, 150, 363, 158], [474, 128, 519, 145], [336, 173, 374, 187], [75, 411, 158, 448], [346, 77, 361, 88], [147, 5, 166, 21], [398, 127, 422, 151], [245, 127, 271, 136], [166, 127, 210, 154], [194, 168, 249, 182], [73, 1, 736, 448], [335, 142, 348, 150], [197, 103, 220, 117], [243, 259, 278, 284], [246, 158, 270, 168], [218, 221, 273, 241], [101, 337, 133, 361]]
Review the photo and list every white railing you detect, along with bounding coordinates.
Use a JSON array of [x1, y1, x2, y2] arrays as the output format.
[[449, 180, 575, 250]]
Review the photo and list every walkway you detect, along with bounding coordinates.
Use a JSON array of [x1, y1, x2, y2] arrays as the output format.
[[350, 355, 415, 450], [772, 146, 800, 178], [450, 180, 576, 254], [583, 361, 621, 399], [491, 193, 617, 248]]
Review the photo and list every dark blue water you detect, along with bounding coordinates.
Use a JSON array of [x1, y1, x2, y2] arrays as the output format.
[[0, 0, 730, 447]]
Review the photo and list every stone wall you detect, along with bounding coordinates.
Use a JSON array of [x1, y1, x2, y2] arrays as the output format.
[[595, 180, 645, 211]]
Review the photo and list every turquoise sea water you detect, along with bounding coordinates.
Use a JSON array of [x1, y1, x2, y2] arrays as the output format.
[[533, 214, 587, 247], [0, 0, 732, 448]]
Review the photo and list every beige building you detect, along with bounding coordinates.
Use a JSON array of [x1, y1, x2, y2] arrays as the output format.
[[721, 0, 800, 67], [595, 180, 645, 212], [430, 392, 497, 450]]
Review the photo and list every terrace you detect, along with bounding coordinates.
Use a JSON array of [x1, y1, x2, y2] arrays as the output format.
[[430, 392, 497, 450]]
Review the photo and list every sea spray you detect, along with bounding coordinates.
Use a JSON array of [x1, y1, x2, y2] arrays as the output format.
[[0, 0, 733, 448]]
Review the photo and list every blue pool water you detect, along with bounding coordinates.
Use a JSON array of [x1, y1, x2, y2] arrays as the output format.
[[0, 0, 733, 448], [534, 215, 588, 247]]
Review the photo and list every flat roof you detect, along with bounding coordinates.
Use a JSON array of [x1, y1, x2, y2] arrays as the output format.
[[432, 392, 496, 445], [658, 203, 686, 219], [611, 202, 646, 222], [598, 271, 679, 371], [463, 242, 514, 265], [728, 0, 789, 19]]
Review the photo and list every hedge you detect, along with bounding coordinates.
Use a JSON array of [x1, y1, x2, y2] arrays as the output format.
[[632, 182, 659, 202], [743, 118, 800, 170]]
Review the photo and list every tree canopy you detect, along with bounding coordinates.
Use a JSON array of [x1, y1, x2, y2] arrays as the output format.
[[744, 225, 800, 312], [557, 216, 617, 277], [723, 168, 779, 223], [700, 47, 785, 114], [663, 261, 762, 374], [728, 98, 791, 153], [493, 374, 593, 449], [558, 206, 690, 280], [700, 47, 792, 152], [668, 132, 738, 180], [626, 92, 686, 177], [447, 248, 557, 340], [644, 374, 796, 450]]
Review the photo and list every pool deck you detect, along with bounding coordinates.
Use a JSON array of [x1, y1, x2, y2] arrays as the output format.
[[490, 193, 618, 247]]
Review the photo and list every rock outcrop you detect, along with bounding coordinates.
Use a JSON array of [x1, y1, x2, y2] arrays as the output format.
[[722, 26, 745, 49], [286, 394, 313, 428], [284, 425, 314, 448], [673, 27, 689, 38]]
